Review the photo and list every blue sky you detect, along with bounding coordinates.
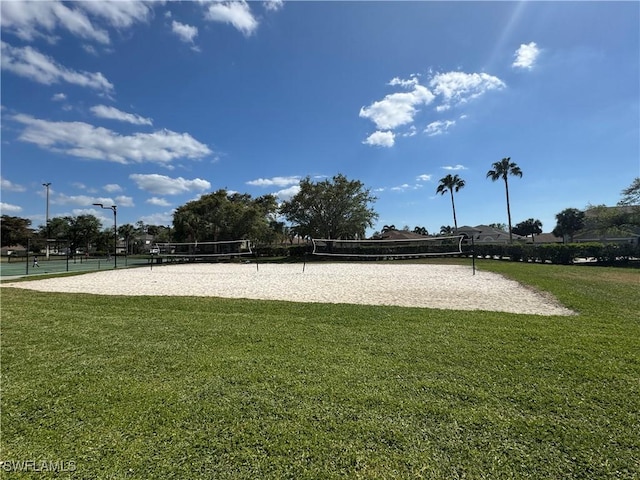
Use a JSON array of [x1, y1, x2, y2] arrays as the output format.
[[1, 1, 638, 236]]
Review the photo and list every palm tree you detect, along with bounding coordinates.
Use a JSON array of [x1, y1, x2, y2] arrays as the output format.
[[118, 223, 136, 255], [436, 174, 465, 231], [486, 157, 523, 243]]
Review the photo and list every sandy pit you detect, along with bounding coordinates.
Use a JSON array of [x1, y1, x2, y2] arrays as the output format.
[[2, 262, 575, 316]]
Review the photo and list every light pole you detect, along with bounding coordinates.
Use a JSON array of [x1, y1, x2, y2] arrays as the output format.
[[93, 203, 117, 268], [43, 183, 51, 259]]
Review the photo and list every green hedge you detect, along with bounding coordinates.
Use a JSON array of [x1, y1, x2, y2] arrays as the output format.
[[472, 242, 639, 265], [253, 242, 639, 265], [254, 244, 312, 258]]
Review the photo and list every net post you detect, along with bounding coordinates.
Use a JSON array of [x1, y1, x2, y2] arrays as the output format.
[[471, 234, 476, 276], [254, 246, 259, 272]]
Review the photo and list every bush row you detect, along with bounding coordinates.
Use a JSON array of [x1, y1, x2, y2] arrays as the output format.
[[470, 242, 640, 265], [255, 242, 639, 265], [254, 245, 311, 258]]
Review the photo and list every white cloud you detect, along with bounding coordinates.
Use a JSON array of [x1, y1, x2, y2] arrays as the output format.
[[388, 75, 420, 88], [0, 0, 151, 44], [77, 1, 151, 30], [1, 42, 114, 93], [264, 0, 284, 12], [0, 1, 109, 44], [12, 114, 212, 166], [442, 164, 468, 171], [429, 71, 505, 111], [82, 44, 99, 56], [416, 174, 432, 182], [246, 176, 301, 187], [424, 120, 456, 136], [204, 1, 259, 36], [513, 42, 540, 70], [114, 195, 135, 208], [171, 20, 199, 46], [103, 184, 122, 193], [129, 174, 211, 195], [0, 202, 23, 214], [56, 194, 113, 207], [360, 82, 435, 130], [138, 211, 174, 226], [390, 183, 423, 192], [360, 70, 504, 147], [91, 105, 153, 126], [1, 177, 26, 192], [363, 130, 395, 147], [274, 185, 300, 201], [401, 126, 417, 137], [51, 93, 67, 101], [146, 197, 171, 207]]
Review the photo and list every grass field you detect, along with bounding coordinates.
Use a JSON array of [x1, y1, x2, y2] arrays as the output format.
[[1, 260, 638, 479]]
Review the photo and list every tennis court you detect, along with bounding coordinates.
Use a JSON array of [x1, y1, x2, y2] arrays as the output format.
[[0, 255, 152, 278]]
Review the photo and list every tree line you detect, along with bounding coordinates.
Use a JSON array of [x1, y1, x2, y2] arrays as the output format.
[[2, 169, 638, 252]]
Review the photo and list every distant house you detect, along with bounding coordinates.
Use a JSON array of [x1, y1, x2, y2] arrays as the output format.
[[135, 233, 156, 253], [456, 225, 523, 244], [525, 232, 563, 244], [573, 205, 640, 246], [1, 244, 26, 257]]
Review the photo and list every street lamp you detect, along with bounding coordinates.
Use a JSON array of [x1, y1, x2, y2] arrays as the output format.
[[93, 203, 117, 268], [43, 183, 51, 260]]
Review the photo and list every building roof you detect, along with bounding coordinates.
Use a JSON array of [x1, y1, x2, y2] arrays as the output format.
[[456, 225, 523, 243]]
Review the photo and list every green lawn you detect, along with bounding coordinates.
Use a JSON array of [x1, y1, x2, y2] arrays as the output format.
[[1, 261, 638, 479]]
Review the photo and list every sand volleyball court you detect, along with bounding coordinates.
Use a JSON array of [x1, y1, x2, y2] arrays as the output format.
[[3, 263, 574, 316]]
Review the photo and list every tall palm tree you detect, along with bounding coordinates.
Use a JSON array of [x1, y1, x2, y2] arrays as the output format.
[[436, 174, 465, 231], [117, 223, 136, 255], [486, 157, 523, 243]]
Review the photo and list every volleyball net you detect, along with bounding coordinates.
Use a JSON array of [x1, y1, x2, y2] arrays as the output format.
[[152, 240, 253, 260], [311, 235, 465, 259]]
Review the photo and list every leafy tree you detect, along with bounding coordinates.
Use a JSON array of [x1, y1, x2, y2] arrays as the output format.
[[584, 204, 640, 234], [618, 177, 640, 206], [488, 223, 507, 231], [512, 218, 543, 241], [486, 157, 523, 243], [268, 220, 288, 244], [0, 215, 33, 247], [280, 174, 378, 239], [94, 229, 114, 253], [152, 225, 173, 243], [436, 174, 465, 230], [66, 215, 102, 254], [135, 221, 147, 235], [552, 208, 585, 243], [173, 189, 278, 244]]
